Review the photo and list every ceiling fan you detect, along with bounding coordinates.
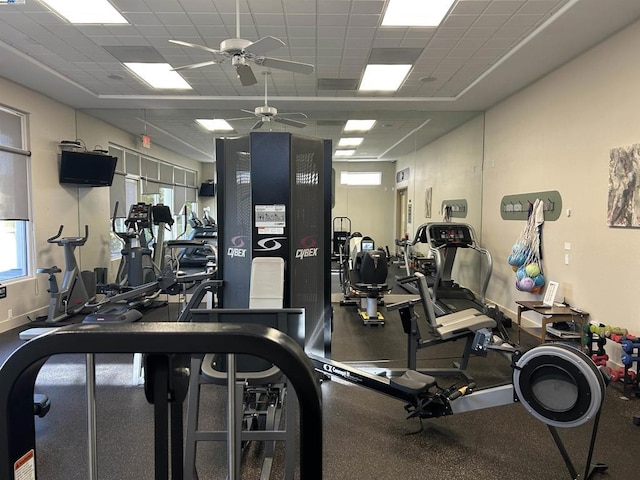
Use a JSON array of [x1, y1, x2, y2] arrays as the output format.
[[169, 0, 314, 86], [229, 72, 308, 130]]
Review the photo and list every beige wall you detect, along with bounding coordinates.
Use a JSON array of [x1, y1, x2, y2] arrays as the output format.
[[395, 115, 485, 293], [0, 78, 207, 331], [482, 17, 640, 338], [331, 161, 396, 251]]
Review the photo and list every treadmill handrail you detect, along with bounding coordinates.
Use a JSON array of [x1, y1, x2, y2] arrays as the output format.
[[0, 323, 322, 480]]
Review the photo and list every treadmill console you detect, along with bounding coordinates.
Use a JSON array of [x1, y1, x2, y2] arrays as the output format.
[[428, 224, 474, 248]]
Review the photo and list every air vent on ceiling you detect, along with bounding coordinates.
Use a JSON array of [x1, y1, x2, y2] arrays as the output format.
[[317, 78, 359, 90], [368, 48, 423, 64], [316, 120, 346, 127]]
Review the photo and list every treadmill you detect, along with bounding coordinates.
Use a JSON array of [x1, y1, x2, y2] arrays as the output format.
[[422, 222, 492, 317]]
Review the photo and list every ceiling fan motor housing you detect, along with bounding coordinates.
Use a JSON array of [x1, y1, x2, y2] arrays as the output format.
[[255, 105, 278, 117], [220, 38, 253, 54]]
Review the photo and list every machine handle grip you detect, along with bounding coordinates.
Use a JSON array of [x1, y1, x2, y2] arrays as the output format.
[[448, 382, 476, 401], [47, 225, 64, 243], [396, 275, 418, 285]]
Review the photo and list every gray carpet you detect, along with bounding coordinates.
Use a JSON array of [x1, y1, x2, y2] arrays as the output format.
[[1, 297, 640, 478]]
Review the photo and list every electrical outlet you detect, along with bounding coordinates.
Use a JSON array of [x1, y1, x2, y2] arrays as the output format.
[[8, 309, 12, 319]]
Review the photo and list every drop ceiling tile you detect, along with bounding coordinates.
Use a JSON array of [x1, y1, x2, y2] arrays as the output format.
[[318, 26, 347, 38], [285, 14, 317, 26], [252, 13, 286, 27], [436, 27, 470, 38], [106, 25, 142, 36], [136, 25, 172, 37], [474, 13, 511, 27], [318, 1, 351, 15], [113, 0, 154, 13], [452, 0, 491, 15], [345, 27, 375, 39], [318, 14, 349, 26], [286, 26, 315, 37], [483, 36, 516, 49], [156, 12, 192, 25], [166, 25, 200, 37], [465, 26, 500, 38], [519, 0, 565, 15], [503, 14, 544, 29], [255, 26, 289, 37], [443, 15, 479, 28], [372, 38, 403, 48], [187, 13, 224, 25], [493, 25, 532, 38], [374, 28, 408, 39], [349, 15, 381, 27], [85, 36, 125, 47], [428, 37, 459, 49], [144, 0, 183, 13], [343, 37, 375, 49], [401, 38, 432, 48], [486, 1, 527, 15], [320, 37, 348, 48], [178, 0, 217, 11]]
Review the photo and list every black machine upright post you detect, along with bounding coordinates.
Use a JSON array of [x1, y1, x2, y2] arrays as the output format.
[[216, 132, 332, 357]]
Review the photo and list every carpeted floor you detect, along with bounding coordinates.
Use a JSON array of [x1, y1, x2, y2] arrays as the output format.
[[1, 272, 640, 478]]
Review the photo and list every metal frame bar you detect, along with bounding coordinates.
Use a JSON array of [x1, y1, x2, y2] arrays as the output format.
[[0, 323, 322, 480]]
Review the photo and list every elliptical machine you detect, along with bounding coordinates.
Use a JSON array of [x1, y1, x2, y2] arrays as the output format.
[[112, 202, 160, 288], [37, 225, 95, 324]]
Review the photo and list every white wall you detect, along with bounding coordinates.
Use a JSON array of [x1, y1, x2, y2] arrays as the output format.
[[0, 78, 206, 331]]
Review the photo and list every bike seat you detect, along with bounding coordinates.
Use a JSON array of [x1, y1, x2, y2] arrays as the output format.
[[37, 266, 61, 274]]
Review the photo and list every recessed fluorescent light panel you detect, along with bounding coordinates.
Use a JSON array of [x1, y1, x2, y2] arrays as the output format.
[[382, 0, 455, 27], [40, 0, 128, 24], [344, 120, 376, 132], [359, 64, 411, 91], [338, 138, 364, 147], [196, 119, 234, 132], [124, 63, 192, 90], [335, 149, 356, 157]]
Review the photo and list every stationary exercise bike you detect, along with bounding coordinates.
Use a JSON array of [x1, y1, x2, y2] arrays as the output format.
[[37, 225, 95, 324]]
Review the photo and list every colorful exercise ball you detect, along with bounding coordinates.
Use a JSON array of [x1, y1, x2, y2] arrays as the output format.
[[507, 254, 518, 266], [516, 266, 527, 280], [530, 286, 542, 294], [517, 277, 535, 292], [525, 263, 540, 277], [513, 253, 527, 267], [533, 274, 545, 287]]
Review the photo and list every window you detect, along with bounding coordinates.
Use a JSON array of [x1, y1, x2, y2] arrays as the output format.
[[340, 171, 382, 186], [107, 143, 199, 258], [0, 105, 30, 282]]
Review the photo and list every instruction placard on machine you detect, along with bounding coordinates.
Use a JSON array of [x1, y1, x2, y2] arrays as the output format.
[[255, 204, 286, 234]]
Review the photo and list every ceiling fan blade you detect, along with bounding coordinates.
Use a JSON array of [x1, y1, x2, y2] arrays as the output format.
[[245, 36, 285, 56], [240, 109, 256, 115], [226, 116, 255, 122], [169, 39, 221, 55], [256, 57, 315, 75], [277, 112, 308, 118], [252, 119, 265, 130], [274, 116, 307, 128], [171, 60, 218, 71], [236, 64, 258, 86]]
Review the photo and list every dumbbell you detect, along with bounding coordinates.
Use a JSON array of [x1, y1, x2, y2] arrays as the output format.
[[622, 340, 640, 353], [591, 354, 608, 366], [621, 352, 640, 367], [610, 367, 636, 383]]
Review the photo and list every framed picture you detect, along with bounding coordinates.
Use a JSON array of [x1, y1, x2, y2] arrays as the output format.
[[424, 187, 432, 218], [543, 281, 559, 306]]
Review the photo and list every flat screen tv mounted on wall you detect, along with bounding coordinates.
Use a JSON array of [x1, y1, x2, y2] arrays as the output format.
[[199, 182, 215, 197], [59, 150, 118, 187]]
